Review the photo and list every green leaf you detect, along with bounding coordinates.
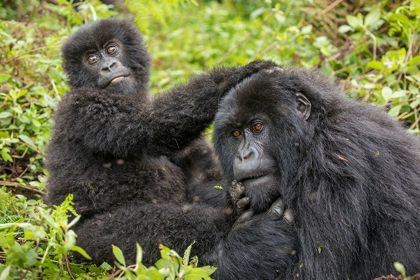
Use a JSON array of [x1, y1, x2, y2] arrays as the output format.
[[200, 265, 217, 276], [184, 268, 213, 279], [49, 67, 61, 81], [112, 244, 126, 267], [394, 262, 406, 277], [71, 246, 92, 260], [0, 265, 11, 280], [407, 56, 420, 66], [392, 90, 406, 98], [183, 241, 195, 266], [366, 61, 383, 70], [0, 112, 12, 119], [0, 74, 11, 83], [381, 87, 393, 102], [0, 131, 10, 139], [346, 15, 361, 30], [388, 105, 402, 117], [388, 14, 410, 25], [364, 8, 381, 29], [1, 149, 13, 163], [136, 243, 143, 264], [18, 135, 36, 149], [338, 25, 352, 33], [99, 262, 112, 271]]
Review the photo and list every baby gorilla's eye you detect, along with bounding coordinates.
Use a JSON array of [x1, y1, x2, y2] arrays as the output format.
[[87, 54, 98, 64], [232, 130, 241, 137], [252, 123, 263, 132], [107, 45, 117, 54]]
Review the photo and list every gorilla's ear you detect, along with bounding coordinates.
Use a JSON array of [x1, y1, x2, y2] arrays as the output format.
[[296, 92, 311, 120]]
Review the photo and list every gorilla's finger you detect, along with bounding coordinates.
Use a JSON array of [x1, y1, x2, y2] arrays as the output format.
[[283, 209, 294, 225], [229, 180, 245, 200], [237, 197, 250, 209], [268, 197, 285, 216], [238, 209, 254, 222]]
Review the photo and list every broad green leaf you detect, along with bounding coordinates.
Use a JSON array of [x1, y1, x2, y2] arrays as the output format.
[[0, 265, 11, 280], [18, 135, 36, 149], [381, 87, 393, 102], [364, 8, 381, 29], [407, 56, 420, 66], [200, 265, 217, 276], [392, 90, 406, 98], [71, 246, 92, 260], [0, 74, 11, 83], [112, 244, 126, 266], [0, 112, 12, 119], [346, 15, 361, 29], [99, 262, 112, 271], [388, 14, 410, 25], [366, 61, 383, 70], [184, 268, 213, 279], [1, 149, 13, 162], [49, 67, 61, 81], [388, 105, 402, 117], [338, 25, 352, 33]]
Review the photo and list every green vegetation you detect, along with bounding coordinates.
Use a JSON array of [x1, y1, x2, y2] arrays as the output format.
[[0, 0, 419, 278]]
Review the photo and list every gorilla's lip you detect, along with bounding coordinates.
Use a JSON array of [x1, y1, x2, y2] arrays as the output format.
[[237, 172, 271, 183], [110, 75, 128, 84]]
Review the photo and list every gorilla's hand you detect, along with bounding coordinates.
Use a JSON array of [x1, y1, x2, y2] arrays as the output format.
[[229, 180, 250, 213], [268, 197, 294, 225]]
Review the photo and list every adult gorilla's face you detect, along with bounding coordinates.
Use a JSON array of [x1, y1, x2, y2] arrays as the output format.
[[214, 71, 312, 213], [62, 19, 151, 97]]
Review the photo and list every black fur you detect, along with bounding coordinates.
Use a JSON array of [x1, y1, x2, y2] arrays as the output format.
[[214, 68, 420, 279], [46, 18, 278, 265]]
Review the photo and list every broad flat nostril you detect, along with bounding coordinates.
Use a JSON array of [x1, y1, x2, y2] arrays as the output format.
[[243, 152, 252, 160]]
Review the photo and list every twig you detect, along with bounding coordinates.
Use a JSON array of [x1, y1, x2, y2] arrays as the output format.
[[106, 269, 123, 280], [0, 181, 45, 195], [64, 254, 76, 280], [322, 0, 345, 15]]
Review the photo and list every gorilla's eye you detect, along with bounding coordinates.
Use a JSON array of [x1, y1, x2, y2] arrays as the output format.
[[87, 54, 99, 64], [232, 130, 241, 137], [252, 123, 263, 132], [107, 45, 117, 54]]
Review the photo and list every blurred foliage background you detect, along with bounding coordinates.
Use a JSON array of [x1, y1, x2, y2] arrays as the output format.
[[0, 0, 419, 278]]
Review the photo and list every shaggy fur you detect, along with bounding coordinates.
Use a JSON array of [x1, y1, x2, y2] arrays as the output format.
[[46, 18, 278, 265], [214, 68, 420, 279]]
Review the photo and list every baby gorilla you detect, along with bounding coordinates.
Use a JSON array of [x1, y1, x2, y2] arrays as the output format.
[[214, 67, 420, 279]]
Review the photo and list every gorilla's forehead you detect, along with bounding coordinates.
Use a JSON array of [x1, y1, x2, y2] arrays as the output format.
[[216, 78, 284, 127], [62, 18, 142, 59]]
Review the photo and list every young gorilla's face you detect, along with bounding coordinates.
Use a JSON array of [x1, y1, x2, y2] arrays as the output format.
[[62, 18, 151, 96]]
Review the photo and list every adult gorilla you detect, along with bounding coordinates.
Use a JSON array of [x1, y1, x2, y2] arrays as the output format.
[[214, 68, 420, 279], [45, 18, 277, 265]]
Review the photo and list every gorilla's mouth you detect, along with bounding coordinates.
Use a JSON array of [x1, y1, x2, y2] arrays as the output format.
[[110, 75, 128, 84], [239, 172, 271, 184]]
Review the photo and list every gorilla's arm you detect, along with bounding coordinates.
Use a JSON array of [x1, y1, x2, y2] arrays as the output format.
[[203, 200, 299, 280], [74, 203, 231, 266], [147, 62, 276, 156], [53, 61, 276, 158]]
